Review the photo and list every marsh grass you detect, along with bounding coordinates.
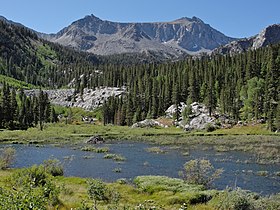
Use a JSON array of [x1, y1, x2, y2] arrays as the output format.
[[0, 168, 279, 210], [146, 146, 167, 154], [134, 176, 204, 194], [112, 167, 122, 173], [256, 171, 269, 176], [0, 123, 279, 163], [81, 146, 109, 153], [103, 153, 126, 161]]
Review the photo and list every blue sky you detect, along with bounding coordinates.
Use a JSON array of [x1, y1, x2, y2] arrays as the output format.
[[1, 0, 279, 38]]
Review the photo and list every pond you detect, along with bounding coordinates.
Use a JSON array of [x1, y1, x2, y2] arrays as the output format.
[[2, 142, 280, 195]]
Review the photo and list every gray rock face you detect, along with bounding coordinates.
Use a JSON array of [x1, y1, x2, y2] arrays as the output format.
[[182, 102, 216, 131], [166, 102, 229, 131], [44, 14, 235, 56], [86, 135, 104, 144], [132, 119, 166, 128], [165, 102, 186, 119], [24, 87, 126, 110], [252, 24, 280, 49], [214, 24, 280, 55], [184, 113, 215, 131]]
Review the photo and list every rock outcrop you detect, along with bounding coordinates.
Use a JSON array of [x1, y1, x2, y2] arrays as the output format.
[[165, 102, 187, 119], [182, 102, 216, 131], [214, 24, 280, 55], [44, 14, 235, 57], [24, 87, 126, 110], [166, 102, 232, 131], [86, 135, 105, 144], [132, 119, 167, 128]]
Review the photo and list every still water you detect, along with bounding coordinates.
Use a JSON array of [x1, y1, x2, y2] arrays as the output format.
[[2, 142, 280, 195]]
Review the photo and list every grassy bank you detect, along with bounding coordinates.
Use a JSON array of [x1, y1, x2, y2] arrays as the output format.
[[0, 167, 279, 210], [0, 124, 279, 209]]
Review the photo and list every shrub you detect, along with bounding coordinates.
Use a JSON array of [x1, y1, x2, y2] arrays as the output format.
[[215, 188, 255, 210], [205, 123, 216, 132], [0, 147, 16, 169], [43, 159, 64, 176], [116, 178, 128, 185], [13, 165, 48, 187], [87, 179, 108, 209], [167, 192, 211, 205], [0, 186, 47, 209], [181, 159, 223, 189], [253, 194, 280, 210], [134, 200, 163, 210], [7, 164, 60, 208], [134, 176, 203, 194]]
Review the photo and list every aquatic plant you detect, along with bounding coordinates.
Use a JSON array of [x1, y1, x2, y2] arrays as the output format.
[[103, 153, 126, 161], [146, 147, 166, 154]]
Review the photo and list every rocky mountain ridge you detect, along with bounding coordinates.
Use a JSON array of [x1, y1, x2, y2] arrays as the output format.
[[45, 14, 236, 56], [213, 24, 280, 55], [2, 15, 280, 58]]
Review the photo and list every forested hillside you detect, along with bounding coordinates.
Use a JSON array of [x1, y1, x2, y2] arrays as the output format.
[[0, 20, 99, 87], [0, 19, 279, 131], [100, 45, 280, 131]]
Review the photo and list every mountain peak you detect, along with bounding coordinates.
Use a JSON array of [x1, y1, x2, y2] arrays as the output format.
[[49, 15, 235, 56], [213, 23, 280, 55], [84, 14, 102, 21], [191, 16, 203, 23], [172, 16, 204, 24]]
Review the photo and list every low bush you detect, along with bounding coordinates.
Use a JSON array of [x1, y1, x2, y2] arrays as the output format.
[[43, 159, 64, 176], [0, 147, 16, 169], [180, 159, 223, 189], [206, 123, 216, 132], [5, 164, 60, 208], [214, 188, 256, 210], [134, 176, 203, 194], [166, 192, 211, 205]]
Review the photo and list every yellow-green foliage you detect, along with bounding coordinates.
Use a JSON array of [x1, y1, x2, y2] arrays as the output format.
[[104, 153, 126, 161], [146, 146, 166, 154], [53, 105, 101, 122], [81, 146, 109, 153], [0, 74, 37, 89], [36, 44, 57, 67], [0, 165, 60, 209], [210, 124, 274, 135], [0, 168, 279, 210], [0, 147, 16, 169], [134, 176, 204, 194]]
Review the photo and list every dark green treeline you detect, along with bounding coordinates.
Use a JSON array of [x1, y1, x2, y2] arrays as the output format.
[[0, 83, 57, 130], [100, 45, 279, 131]]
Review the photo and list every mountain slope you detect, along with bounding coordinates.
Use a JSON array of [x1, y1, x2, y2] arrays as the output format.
[[45, 14, 236, 56], [0, 19, 99, 87], [214, 24, 280, 54]]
